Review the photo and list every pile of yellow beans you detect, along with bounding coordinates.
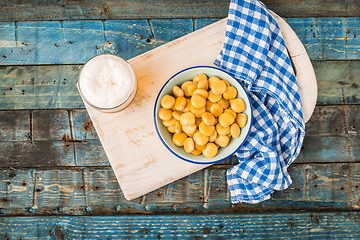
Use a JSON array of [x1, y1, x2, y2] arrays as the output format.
[[158, 73, 247, 158]]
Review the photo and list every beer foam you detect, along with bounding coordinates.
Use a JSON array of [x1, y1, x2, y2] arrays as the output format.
[[79, 54, 135, 109]]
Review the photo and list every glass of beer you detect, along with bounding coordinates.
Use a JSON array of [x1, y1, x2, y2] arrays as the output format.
[[78, 53, 137, 113]]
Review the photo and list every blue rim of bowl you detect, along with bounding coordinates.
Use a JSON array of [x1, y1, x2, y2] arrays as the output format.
[[153, 65, 253, 164]]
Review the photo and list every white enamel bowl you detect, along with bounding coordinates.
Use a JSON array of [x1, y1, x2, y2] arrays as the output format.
[[154, 66, 253, 164]]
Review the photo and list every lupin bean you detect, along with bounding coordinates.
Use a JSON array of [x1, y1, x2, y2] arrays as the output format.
[[159, 72, 248, 158]]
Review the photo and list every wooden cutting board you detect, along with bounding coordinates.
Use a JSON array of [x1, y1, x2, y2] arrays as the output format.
[[81, 16, 317, 200]]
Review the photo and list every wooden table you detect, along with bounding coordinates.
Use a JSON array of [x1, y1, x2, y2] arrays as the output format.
[[0, 0, 359, 239]]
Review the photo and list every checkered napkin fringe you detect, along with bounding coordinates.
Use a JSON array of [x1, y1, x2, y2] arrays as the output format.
[[214, 0, 305, 204]]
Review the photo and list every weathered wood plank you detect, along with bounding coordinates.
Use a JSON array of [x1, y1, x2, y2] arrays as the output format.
[[305, 105, 346, 136], [286, 17, 351, 61], [75, 139, 108, 167], [0, 0, 230, 21], [347, 17, 360, 59], [312, 60, 360, 105], [351, 163, 360, 207], [71, 105, 360, 165], [1, 18, 360, 66], [194, 19, 222, 30], [0, 0, 359, 22], [33, 169, 87, 215], [33, 110, 71, 141], [0, 65, 84, 110], [0, 141, 76, 167], [346, 105, 360, 162], [1, 163, 360, 216], [0, 20, 155, 65], [151, 19, 193, 46], [141, 170, 205, 204], [61, 21, 106, 63], [104, 20, 156, 59], [296, 136, 352, 163], [0, 104, 358, 167], [72, 109, 98, 140], [83, 168, 143, 214], [307, 164, 351, 203], [0, 110, 30, 141], [58, 105, 360, 165], [0, 60, 359, 110], [2, 213, 360, 239], [0, 169, 34, 212], [318, 18, 346, 60], [0, 109, 76, 167]]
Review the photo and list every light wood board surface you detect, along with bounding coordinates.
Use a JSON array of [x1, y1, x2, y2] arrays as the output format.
[[81, 16, 317, 200]]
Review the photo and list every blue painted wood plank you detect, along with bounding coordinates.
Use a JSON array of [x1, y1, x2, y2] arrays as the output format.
[[346, 17, 360, 59], [0, 105, 357, 167], [151, 19, 194, 47], [351, 163, 360, 205], [286, 18, 322, 60], [0, 65, 84, 110], [0, 169, 34, 210], [297, 136, 352, 163], [0, 18, 359, 65], [286, 18, 360, 61], [307, 164, 351, 203], [104, 20, 155, 59], [16, 21, 65, 65], [62, 21, 106, 63], [0, 22, 16, 65], [83, 168, 143, 213], [2, 212, 360, 239], [318, 17, 346, 60], [0, 20, 155, 64], [75, 139, 108, 167], [72, 109, 98, 140], [194, 18, 222, 30], [2, 163, 360, 216], [312, 60, 360, 105], [34, 169, 86, 214], [144, 170, 205, 203]]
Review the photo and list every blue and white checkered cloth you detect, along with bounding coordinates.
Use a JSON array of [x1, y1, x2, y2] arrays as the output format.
[[214, 0, 305, 204]]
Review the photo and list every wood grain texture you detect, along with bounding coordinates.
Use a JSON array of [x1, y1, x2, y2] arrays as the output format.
[[81, 18, 228, 200], [0, 60, 359, 110], [0, 105, 358, 167], [151, 19, 193, 46], [33, 110, 71, 141], [1, 18, 360, 66], [0, 163, 360, 216], [0, 20, 155, 65], [0, 0, 359, 22], [0, 110, 30, 141], [2, 212, 360, 239], [42, 14, 316, 201], [311, 61, 360, 105], [0, 141, 76, 167], [285, 17, 360, 61], [0, 65, 84, 110], [0, 1, 358, 236]]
